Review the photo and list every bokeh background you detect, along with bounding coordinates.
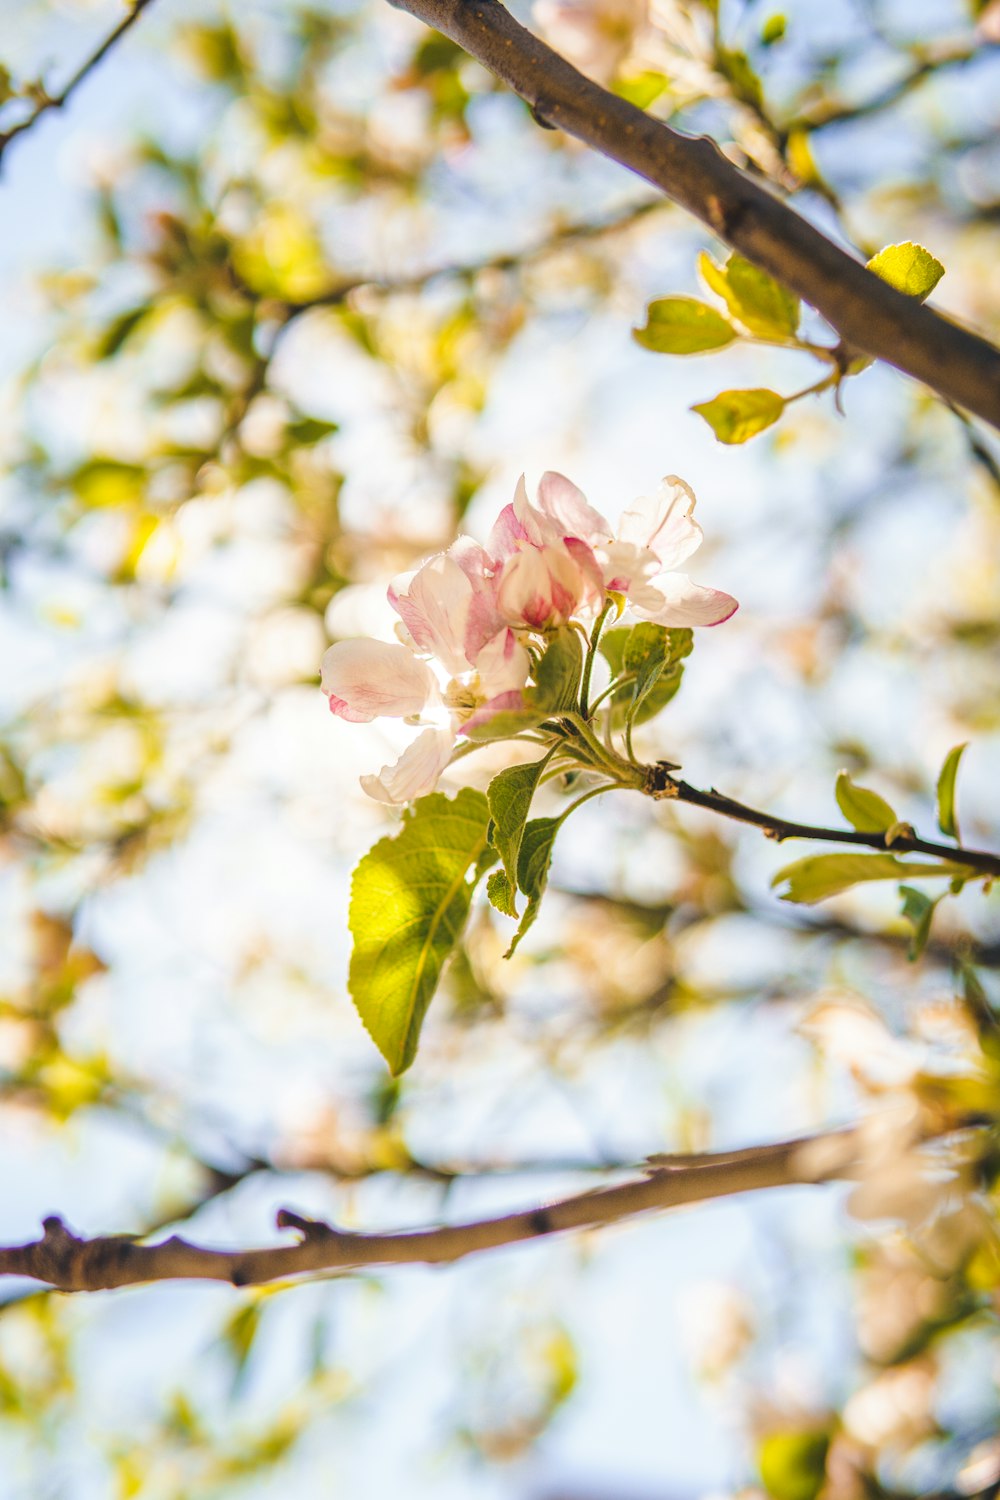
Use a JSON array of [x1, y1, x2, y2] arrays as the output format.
[[1, 0, 1000, 1495]]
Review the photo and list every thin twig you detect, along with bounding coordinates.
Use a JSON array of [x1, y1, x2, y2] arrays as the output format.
[[649, 769, 1000, 880], [0, 1127, 865, 1291], [386, 0, 1000, 431], [0, 0, 160, 167]]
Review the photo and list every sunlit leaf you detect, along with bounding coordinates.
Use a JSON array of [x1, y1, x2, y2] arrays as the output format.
[[936, 742, 967, 841], [758, 1428, 830, 1500], [772, 852, 966, 904], [866, 242, 945, 301], [698, 251, 800, 338], [348, 789, 496, 1073], [632, 297, 737, 355], [834, 770, 897, 832], [692, 387, 786, 444]]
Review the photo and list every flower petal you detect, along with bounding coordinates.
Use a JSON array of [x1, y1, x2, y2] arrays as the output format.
[[475, 628, 531, 697], [631, 572, 739, 627], [536, 471, 612, 546], [359, 727, 456, 805], [496, 542, 591, 629], [388, 552, 473, 676], [321, 639, 436, 721], [617, 475, 703, 571]]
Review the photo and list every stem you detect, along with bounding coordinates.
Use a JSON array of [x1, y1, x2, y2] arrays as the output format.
[[580, 601, 613, 721], [564, 712, 643, 788], [649, 768, 1000, 879]]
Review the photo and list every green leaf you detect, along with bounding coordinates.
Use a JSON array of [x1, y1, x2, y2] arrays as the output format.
[[286, 415, 340, 445], [898, 885, 938, 961], [936, 742, 967, 842], [758, 1428, 830, 1500], [772, 852, 966, 905], [632, 297, 737, 355], [761, 14, 786, 44], [487, 755, 552, 904], [95, 304, 152, 360], [532, 627, 584, 713], [834, 771, 897, 832], [486, 868, 518, 918], [601, 624, 693, 726], [506, 815, 561, 956], [866, 241, 945, 301], [692, 388, 786, 444], [348, 788, 495, 1073], [462, 706, 547, 742], [699, 251, 800, 338]]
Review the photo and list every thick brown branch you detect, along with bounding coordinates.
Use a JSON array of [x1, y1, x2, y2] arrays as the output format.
[[387, 0, 1000, 431], [650, 768, 1000, 880], [0, 1129, 862, 1292], [0, 0, 159, 167]]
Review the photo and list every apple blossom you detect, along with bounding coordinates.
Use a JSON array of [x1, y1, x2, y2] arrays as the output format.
[[322, 470, 736, 804]]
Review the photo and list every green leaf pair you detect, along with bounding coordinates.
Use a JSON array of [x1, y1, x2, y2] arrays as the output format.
[[599, 622, 693, 728]]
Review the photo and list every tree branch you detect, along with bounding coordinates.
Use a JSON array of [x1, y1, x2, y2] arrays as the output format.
[[649, 768, 1000, 880], [0, 0, 159, 168], [0, 1128, 865, 1291], [386, 0, 1000, 431]]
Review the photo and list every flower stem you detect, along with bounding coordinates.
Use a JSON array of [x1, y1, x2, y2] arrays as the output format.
[[580, 601, 613, 720]]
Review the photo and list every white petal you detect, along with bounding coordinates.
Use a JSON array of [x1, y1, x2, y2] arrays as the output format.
[[536, 471, 612, 546], [388, 552, 473, 676], [360, 727, 456, 805], [321, 639, 435, 721], [617, 475, 703, 572], [475, 628, 531, 697], [631, 573, 738, 627]]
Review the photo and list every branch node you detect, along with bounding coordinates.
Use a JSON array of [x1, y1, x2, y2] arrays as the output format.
[[276, 1207, 335, 1241]]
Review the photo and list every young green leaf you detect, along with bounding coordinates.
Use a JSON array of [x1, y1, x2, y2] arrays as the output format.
[[348, 788, 496, 1074], [692, 388, 786, 444], [772, 852, 966, 904], [601, 623, 693, 726], [532, 626, 584, 713], [898, 885, 938, 962], [486, 868, 518, 918], [633, 297, 737, 355], [505, 815, 561, 957], [936, 742, 967, 842], [834, 771, 897, 833], [698, 252, 800, 338], [463, 705, 547, 741], [866, 242, 945, 302], [487, 754, 553, 905]]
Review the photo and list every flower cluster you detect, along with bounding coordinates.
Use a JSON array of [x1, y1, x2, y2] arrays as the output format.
[[321, 472, 736, 803]]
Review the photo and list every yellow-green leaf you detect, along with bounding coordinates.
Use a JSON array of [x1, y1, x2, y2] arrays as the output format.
[[772, 852, 966, 904], [699, 251, 800, 338], [936, 742, 967, 842], [633, 297, 737, 355], [348, 788, 495, 1073], [834, 771, 897, 832], [758, 1429, 830, 1500], [866, 242, 945, 302], [692, 387, 786, 444]]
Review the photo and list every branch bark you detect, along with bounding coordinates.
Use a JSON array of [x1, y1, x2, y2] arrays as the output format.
[[0, 1128, 863, 1292], [650, 768, 1000, 880], [387, 0, 1000, 432], [0, 0, 159, 167]]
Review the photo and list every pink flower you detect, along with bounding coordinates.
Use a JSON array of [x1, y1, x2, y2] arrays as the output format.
[[489, 474, 607, 630], [321, 619, 530, 805]]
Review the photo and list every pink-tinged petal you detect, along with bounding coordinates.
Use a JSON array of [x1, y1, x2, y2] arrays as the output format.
[[536, 471, 613, 546], [321, 639, 435, 722], [617, 475, 703, 572], [563, 536, 607, 615], [496, 543, 589, 629], [463, 690, 526, 735], [631, 572, 739, 627], [359, 727, 456, 805], [475, 628, 531, 697], [388, 552, 472, 675], [450, 535, 506, 659], [598, 538, 659, 594]]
